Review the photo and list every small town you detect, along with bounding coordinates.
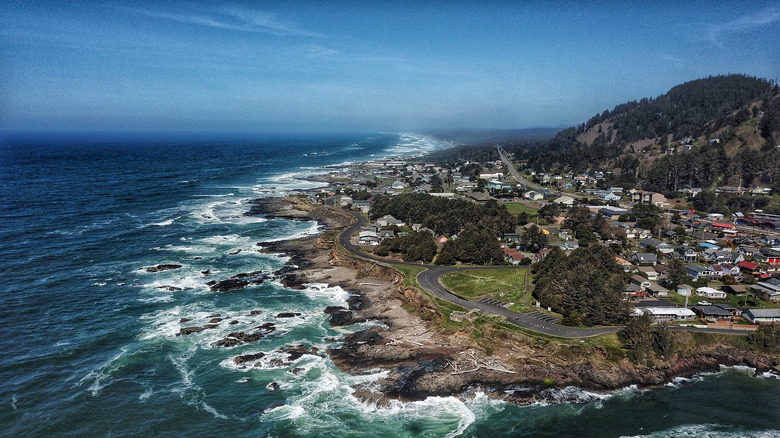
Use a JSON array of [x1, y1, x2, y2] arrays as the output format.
[[310, 147, 780, 335]]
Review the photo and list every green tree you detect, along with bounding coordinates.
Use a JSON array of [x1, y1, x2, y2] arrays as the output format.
[[522, 224, 548, 252]]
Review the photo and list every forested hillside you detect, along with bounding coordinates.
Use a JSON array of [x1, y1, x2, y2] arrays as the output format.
[[424, 74, 780, 193]]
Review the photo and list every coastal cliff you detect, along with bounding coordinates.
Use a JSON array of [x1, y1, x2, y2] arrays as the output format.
[[255, 196, 780, 406]]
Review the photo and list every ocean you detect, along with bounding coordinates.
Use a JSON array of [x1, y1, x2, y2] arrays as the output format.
[[0, 131, 778, 437]]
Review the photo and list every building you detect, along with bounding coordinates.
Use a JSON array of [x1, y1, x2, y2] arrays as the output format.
[[695, 287, 727, 300], [632, 190, 668, 206], [641, 307, 696, 322], [553, 195, 575, 207], [691, 305, 733, 323], [686, 264, 714, 280], [743, 308, 780, 324], [631, 253, 658, 266], [599, 207, 630, 220]]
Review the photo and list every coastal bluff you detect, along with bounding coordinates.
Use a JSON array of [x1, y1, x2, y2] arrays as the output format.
[[251, 196, 780, 406]]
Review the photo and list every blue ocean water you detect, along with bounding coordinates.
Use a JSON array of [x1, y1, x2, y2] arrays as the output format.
[[0, 131, 778, 437]]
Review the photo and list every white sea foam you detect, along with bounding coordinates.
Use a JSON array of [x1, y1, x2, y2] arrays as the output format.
[[620, 423, 780, 437], [261, 221, 321, 243], [263, 404, 306, 421]]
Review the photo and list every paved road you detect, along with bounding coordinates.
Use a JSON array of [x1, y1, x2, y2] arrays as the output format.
[[337, 208, 619, 338]]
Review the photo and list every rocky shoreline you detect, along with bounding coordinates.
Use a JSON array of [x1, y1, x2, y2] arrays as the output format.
[[249, 195, 780, 406]]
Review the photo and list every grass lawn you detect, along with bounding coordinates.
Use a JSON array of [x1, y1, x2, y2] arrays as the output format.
[[441, 269, 530, 310], [393, 265, 426, 289], [503, 202, 539, 218]]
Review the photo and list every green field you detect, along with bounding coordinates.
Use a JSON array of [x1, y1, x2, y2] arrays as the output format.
[[441, 268, 531, 311], [503, 202, 539, 218]]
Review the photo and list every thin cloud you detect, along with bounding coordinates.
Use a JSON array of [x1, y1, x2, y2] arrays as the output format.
[[705, 6, 780, 43], [133, 5, 327, 38]]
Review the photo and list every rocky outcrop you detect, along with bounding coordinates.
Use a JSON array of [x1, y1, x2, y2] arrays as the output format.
[[145, 264, 182, 273], [207, 271, 271, 292]]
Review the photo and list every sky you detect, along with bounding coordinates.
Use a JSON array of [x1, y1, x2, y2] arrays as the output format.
[[1, 0, 779, 133]]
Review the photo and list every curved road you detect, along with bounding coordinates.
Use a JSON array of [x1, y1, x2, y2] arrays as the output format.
[[336, 208, 619, 338]]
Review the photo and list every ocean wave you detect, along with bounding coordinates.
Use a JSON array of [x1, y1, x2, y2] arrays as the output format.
[[620, 423, 780, 438]]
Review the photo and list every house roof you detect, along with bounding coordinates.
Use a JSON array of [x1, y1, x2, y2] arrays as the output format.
[[738, 261, 759, 270], [745, 309, 780, 318], [642, 307, 696, 317], [692, 305, 733, 317]]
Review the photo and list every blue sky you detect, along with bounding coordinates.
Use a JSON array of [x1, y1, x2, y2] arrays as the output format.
[[1, 1, 779, 132]]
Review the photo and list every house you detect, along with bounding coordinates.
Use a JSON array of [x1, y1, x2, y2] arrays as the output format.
[[711, 264, 740, 278], [691, 305, 733, 323], [706, 213, 725, 221], [339, 196, 353, 206], [708, 250, 744, 264], [503, 232, 522, 243], [358, 230, 379, 246], [615, 256, 633, 272], [675, 246, 698, 262], [599, 207, 630, 220], [595, 190, 621, 202], [624, 283, 645, 298], [553, 195, 575, 207], [560, 241, 580, 250], [353, 200, 372, 214], [503, 247, 526, 265], [638, 266, 659, 281], [696, 287, 727, 300], [686, 264, 714, 280], [641, 307, 696, 322], [742, 308, 780, 324], [722, 284, 748, 296], [752, 280, 780, 302], [646, 282, 670, 298], [379, 229, 396, 240], [640, 238, 674, 254], [534, 249, 552, 262], [631, 253, 658, 266], [715, 186, 741, 195], [469, 191, 495, 203], [737, 260, 761, 274], [391, 180, 407, 190], [632, 190, 668, 207], [524, 191, 544, 201], [630, 274, 651, 290], [376, 214, 405, 227]]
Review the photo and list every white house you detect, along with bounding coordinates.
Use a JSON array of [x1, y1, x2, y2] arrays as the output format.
[[553, 195, 575, 207], [641, 307, 696, 322], [695, 287, 727, 300]]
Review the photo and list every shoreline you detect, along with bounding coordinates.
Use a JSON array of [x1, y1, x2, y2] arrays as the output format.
[[250, 195, 780, 406]]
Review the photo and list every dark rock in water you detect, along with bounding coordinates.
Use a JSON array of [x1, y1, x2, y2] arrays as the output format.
[[201, 270, 211, 276], [145, 264, 183, 273], [177, 326, 205, 336], [267, 344, 320, 367], [346, 291, 367, 310], [203, 324, 219, 329], [209, 278, 250, 292], [214, 331, 265, 347], [193, 257, 202, 260], [288, 367, 305, 375], [278, 273, 306, 290], [229, 249, 242, 255], [249, 310, 262, 316], [207, 313, 222, 318], [209, 318, 223, 323], [276, 312, 302, 318], [157, 285, 182, 291], [282, 344, 319, 361], [206, 280, 217, 286], [234, 352, 265, 364], [210, 271, 271, 292], [256, 322, 277, 333], [324, 306, 357, 326], [266, 381, 280, 392], [229, 320, 239, 325], [179, 318, 192, 323]]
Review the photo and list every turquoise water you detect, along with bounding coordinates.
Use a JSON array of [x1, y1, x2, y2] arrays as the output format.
[[0, 131, 778, 437]]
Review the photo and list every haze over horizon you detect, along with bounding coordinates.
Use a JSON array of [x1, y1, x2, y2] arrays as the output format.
[[2, 1, 779, 133]]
